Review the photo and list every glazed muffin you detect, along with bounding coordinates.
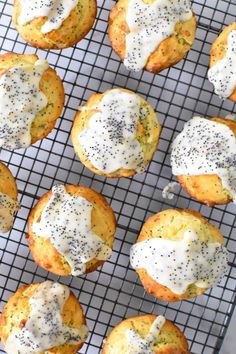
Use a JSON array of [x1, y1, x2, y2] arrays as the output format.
[[109, 0, 196, 73], [171, 116, 236, 206], [208, 22, 236, 101], [71, 88, 161, 178], [13, 0, 97, 49], [0, 162, 20, 233], [130, 209, 228, 302], [102, 314, 189, 353], [0, 53, 64, 150], [0, 281, 88, 353], [27, 184, 116, 276]]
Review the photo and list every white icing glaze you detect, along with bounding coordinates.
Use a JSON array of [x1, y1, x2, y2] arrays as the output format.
[[162, 182, 179, 200], [124, 0, 193, 71], [0, 59, 48, 150], [208, 30, 236, 98], [5, 281, 88, 354], [32, 185, 112, 276], [78, 89, 146, 173], [130, 230, 228, 295], [126, 316, 166, 354], [171, 116, 236, 202], [18, 0, 78, 34], [0, 192, 20, 233]]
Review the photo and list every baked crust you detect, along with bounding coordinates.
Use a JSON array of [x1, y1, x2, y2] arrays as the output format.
[[0, 282, 87, 354], [71, 88, 161, 178], [27, 185, 116, 276], [0, 53, 64, 147], [0, 162, 18, 201], [209, 22, 236, 102], [135, 209, 224, 302], [102, 314, 189, 354], [108, 0, 196, 73], [177, 117, 236, 206], [12, 0, 97, 49]]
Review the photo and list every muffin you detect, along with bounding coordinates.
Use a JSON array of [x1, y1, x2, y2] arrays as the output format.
[[130, 209, 228, 302], [71, 88, 161, 178], [171, 116, 236, 206], [208, 23, 236, 101], [12, 0, 97, 49], [0, 161, 20, 233], [109, 0, 196, 73], [27, 184, 116, 276], [102, 314, 189, 353], [0, 281, 88, 354], [0, 53, 64, 150]]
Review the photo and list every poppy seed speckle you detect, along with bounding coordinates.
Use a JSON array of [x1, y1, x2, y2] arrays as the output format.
[[0, 192, 20, 233], [170, 116, 236, 202], [79, 89, 147, 174], [124, 0, 193, 71], [208, 30, 236, 98], [0, 60, 48, 150], [130, 229, 229, 295], [5, 281, 89, 353], [32, 185, 112, 276]]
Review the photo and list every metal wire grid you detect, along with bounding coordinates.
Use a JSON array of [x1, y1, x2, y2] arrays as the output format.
[[0, 0, 235, 353]]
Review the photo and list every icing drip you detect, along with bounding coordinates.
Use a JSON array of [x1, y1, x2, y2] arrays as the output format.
[[0, 60, 48, 150], [171, 116, 236, 202], [162, 182, 179, 200], [32, 185, 112, 276], [78, 89, 146, 173], [130, 230, 228, 295], [124, 0, 193, 71], [0, 192, 20, 233], [5, 281, 88, 354], [126, 316, 166, 354], [208, 30, 236, 98], [18, 0, 79, 34]]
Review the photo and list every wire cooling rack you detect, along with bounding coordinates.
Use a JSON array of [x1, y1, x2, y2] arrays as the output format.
[[0, 0, 236, 353]]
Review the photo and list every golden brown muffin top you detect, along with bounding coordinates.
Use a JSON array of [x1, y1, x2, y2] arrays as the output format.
[[27, 185, 116, 276], [102, 314, 189, 354], [0, 281, 88, 354], [109, 0, 196, 73], [0, 53, 64, 148], [133, 209, 226, 302], [13, 0, 97, 49], [71, 88, 161, 178]]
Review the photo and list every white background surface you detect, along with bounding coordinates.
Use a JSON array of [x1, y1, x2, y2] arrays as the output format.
[[0, 1, 235, 353], [220, 308, 236, 354]]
